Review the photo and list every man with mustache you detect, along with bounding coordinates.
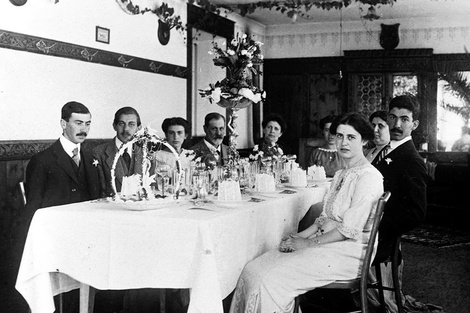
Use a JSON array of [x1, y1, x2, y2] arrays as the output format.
[[25, 101, 101, 218], [24, 101, 101, 313], [369, 94, 427, 312], [190, 112, 228, 167], [92, 106, 142, 196]]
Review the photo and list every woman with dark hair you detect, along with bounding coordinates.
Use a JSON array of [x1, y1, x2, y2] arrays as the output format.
[[154, 117, 192, 170], [365, 110, 391, 163], [307, 115, 345, 177], [229, 112, 383, 313], [251, 113, 289, 158]]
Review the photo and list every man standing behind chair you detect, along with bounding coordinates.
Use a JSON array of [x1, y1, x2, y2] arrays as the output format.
[[370, 95, 427, 312], [25, 101, 100, 220], [190, 112, 228, 167], [92, 106, 142, 196]]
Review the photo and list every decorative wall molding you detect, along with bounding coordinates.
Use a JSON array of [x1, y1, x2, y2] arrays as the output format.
[[264, 26, 470, 58], [0, 29, 188, 79]]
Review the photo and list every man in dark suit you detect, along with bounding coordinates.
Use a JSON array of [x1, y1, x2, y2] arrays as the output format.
[[24, 101, 101, 313], [374, 94, 427, 261], [25, 101, 100, 217], [92, 106, 142, 196], [370, 94, 427, 312], [190, 112, 229, 167]]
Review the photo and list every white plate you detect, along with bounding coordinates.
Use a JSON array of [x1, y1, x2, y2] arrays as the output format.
[[249, 190, 279, 195], [283, 184, 307, 189], [117, 199, 186, 211], [213, 199, 247, 206], [308, 178, 332, 184]]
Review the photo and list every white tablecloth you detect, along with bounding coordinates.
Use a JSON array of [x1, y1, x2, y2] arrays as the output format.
[[16, 184, 328, 313]]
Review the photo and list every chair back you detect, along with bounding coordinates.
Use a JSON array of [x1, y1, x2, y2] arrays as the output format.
[[19, 181, 27, 206], [360, 191, 391, 312]]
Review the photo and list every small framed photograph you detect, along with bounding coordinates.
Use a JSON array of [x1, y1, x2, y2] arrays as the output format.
[[96, 26, 110, 44]]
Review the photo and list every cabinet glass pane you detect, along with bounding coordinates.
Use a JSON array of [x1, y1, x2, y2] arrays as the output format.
[[356, 75, 383, 116]]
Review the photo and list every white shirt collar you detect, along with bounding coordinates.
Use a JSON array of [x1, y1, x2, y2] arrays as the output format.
[[204, 139, 220, 152], [389, 136, 412, 152], [115, 137, 132, 158], [115, 137, 124, 149], [60, 136, 80, 158]]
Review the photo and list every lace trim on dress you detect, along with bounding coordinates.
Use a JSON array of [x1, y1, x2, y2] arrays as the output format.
[[337, 223, 360, 239], [314, 216, 326, 225]]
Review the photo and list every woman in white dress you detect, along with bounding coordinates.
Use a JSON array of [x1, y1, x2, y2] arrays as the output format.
[[229, 112, 384, 313]]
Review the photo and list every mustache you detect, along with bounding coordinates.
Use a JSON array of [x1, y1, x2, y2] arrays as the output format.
[[390, 128, 403, 134], [120, 131, 132, 137], [76, 132, 88, 137], [213, 134, 224, 139]]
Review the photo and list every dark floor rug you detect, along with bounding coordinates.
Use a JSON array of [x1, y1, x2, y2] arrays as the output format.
[[402, 224, 470, 248]]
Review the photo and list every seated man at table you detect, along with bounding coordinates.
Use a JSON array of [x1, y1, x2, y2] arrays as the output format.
[[369, 94, 427, 313], [24, 101, 101, 313], [190, 112, 228, 167], [92, 106, 142, 196], [25, 101, 101, 220]]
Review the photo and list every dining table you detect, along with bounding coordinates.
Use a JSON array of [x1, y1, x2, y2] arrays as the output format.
[[15, 182, 330, 313]]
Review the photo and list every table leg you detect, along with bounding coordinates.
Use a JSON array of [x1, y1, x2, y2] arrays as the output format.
[[79, 284, 96, 313]]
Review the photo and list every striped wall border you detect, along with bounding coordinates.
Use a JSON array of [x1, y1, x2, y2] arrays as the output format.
[[0, 29, 188, 79]]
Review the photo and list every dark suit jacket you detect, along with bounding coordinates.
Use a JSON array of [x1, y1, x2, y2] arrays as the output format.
[[25, 140, 101, 220], [190, 139, 229, 167], [92, 139, 143, 196], [373, 140, 427, 262]]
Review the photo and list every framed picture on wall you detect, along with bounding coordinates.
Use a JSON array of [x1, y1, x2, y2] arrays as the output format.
[[96, 26, 110, 44]]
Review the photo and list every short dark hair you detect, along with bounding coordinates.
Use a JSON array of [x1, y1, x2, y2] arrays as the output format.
[[262, 113, 287, 133], [330, 112, 374, 142], [369, 110, 388, 123], [162, 117, 191, 134], [388, 94, 420, 120], [204, 112, 225, 127], [113, 107, 141, 126], [319, 115, 337, 130], [61, 101, 90, 121]]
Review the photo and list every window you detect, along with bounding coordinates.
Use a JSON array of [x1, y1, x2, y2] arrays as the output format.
[[437, 71, 470, 152]]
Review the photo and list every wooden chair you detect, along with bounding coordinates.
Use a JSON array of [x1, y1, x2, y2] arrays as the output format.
[[294, 191, 391, 313], [370, 235, 404, 313], [18, 181, 27, 207]]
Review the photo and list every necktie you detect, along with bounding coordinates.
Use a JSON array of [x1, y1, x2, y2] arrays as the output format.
[[72, 147, 80, 167], [123, 148, 131, 169], [375, 144, 390, 164]]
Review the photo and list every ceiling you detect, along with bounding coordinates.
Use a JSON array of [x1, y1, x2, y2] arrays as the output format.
[[210, 0, 470, 26]]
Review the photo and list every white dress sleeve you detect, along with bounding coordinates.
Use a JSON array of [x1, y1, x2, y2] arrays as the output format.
[[338, 168, 383, 239]]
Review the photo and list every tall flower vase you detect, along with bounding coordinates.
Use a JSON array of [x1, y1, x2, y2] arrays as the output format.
[[217, 97, 254, 176]]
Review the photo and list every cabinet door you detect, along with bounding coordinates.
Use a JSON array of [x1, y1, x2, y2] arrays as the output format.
[[348, 73, 387, 116], [264, 74, 309, 155], [307, 74, 342, 138]]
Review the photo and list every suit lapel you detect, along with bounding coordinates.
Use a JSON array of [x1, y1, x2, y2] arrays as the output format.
[[105, 140, 126, 185], [53, 140, 79, 184]]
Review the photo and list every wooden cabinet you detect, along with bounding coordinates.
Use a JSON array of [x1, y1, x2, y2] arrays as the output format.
[[264, 49, 458, 155]]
